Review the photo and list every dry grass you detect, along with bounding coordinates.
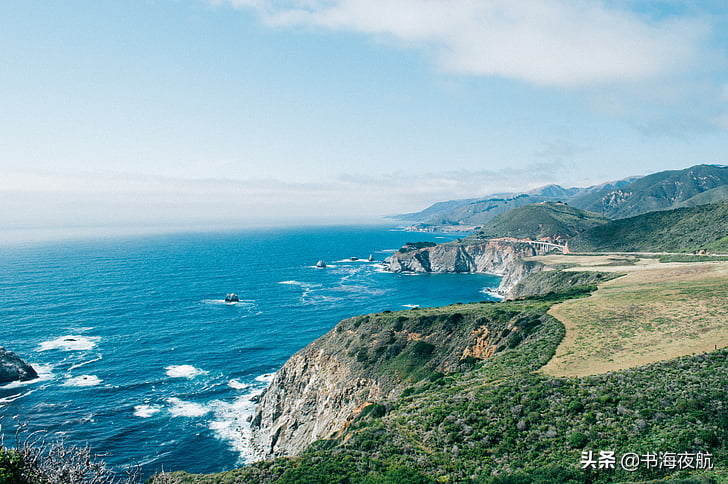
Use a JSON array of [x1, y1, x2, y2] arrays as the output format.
[[536, 257, 728, 377]]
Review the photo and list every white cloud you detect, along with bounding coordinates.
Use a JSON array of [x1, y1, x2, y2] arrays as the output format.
[[216, 0, 710, 86]]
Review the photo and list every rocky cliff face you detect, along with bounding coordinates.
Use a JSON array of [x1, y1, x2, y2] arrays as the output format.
[[250, 305, 527, 460], [385, 240, 548, 297], [250, 334, 392, 459], [0, 347, 38, 384], [248, 241, 553, 460]]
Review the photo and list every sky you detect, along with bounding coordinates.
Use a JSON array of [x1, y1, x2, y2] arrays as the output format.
[[2, 0, 728, 241]]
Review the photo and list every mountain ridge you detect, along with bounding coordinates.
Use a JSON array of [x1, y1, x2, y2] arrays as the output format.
[[395, 164, 728, 230]]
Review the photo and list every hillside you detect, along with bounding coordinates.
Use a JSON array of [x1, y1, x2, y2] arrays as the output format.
[[394, 179, 636, 227], [569, 200, 728, 253], [475, 202, 609, 243], [678, 184, 728, 208], [570, 164, 728, 219], [150, 193, 728, 484], [156, 283, 728, 483], [395, 165, 728, 230]]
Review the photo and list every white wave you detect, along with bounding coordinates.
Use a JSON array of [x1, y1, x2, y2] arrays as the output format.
[[165, 365, 208, 379], [133, 404, 162, 418], [38, 335, 100, 352], [207, 386, 267, 464], [480, 288, 505, 300], [68, 355, 102, 371], [254, 373, 275, 384], [203, 299, 255, 307], [228, 379, 250, 390], [0, 364, 54, 389], [330, 285, 388, 296], [0, 389, 37, 405], [403, 304, 420, 308], [167, 397, 209, 418], [278, 280, 301, 285], [63, 375, 103, 387]]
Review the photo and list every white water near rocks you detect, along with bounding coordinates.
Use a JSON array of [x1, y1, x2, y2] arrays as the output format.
[[0, 226, 500, 477]]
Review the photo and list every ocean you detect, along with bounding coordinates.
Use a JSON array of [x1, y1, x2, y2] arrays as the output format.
[[0, 226, 501, 477]]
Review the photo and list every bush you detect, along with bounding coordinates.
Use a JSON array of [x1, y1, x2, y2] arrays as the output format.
[[0, 427, 139, 484], [411, 341, 435, 358]]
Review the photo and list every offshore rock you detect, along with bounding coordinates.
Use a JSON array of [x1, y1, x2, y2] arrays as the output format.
[[0, 347, 38, 384]]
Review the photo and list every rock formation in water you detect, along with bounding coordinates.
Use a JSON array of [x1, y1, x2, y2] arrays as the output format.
[[385, 239, 550, 297], [248, 239, 553, 460], [0, 347, 38, 384]]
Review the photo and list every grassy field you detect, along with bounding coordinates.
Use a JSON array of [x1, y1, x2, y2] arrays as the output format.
[[525, 255, 728, 377]]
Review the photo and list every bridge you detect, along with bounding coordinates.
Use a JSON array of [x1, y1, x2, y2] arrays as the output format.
[[489, 237, 568, 253]]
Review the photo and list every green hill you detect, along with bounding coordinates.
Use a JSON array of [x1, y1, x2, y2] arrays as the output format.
[[474, 202, 609, 242], [417, 193, 559, 226], [569, 200, 728, 253], [156, 289, 728, 484], [393, 180, 636, 227], [571, 164, 728, 219], [678, 185, 728, 208]]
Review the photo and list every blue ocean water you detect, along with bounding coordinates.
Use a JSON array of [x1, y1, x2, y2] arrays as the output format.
[[0, 226, 500, 476]]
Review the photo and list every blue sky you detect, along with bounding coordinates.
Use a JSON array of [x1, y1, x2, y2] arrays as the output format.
[[2, 0, 728, 240]]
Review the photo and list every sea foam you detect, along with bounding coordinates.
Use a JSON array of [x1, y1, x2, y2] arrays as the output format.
[[207, 372, 274, 464], [133, 404, 162, 418], [63, 375, 103, 387], [0, 364, 54, 389], [254, 373, 275, 384], [167, 397, 209, 418], [38, 335, 100, 352], [165, 365, 207, 379], [228, 379, 250, 390], [208, 387, 266, 464]]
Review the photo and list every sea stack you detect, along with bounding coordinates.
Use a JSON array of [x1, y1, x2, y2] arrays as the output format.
[[0, 347, 38, 384]]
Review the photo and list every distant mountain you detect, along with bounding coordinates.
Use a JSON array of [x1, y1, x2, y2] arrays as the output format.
[[570, 164, 728, 219], [393, 179, 638, 227], [474, 202, 609, 243], [569, 200, 728, 253], [677, 184, 728, 208], [395, 198, 479, 223]]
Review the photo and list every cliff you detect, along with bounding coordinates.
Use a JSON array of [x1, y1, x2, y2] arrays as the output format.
[[0, 347, 38, 384], [249, 303, 538, 459], [385, 239, 551, 297]]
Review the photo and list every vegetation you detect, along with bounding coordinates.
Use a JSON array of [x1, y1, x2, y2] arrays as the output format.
[[396, 165, 728, 228], [507, 269, 622, 300], [0, 429, 139, 483], [542, 260, 728, 378], [570, 164, 728, 219], [653, 254, 728, 263], [569, 200, 728, 253], [474, 202, 609, 242], [398, 242, 438, 253], [155, 282, 727, 483]]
